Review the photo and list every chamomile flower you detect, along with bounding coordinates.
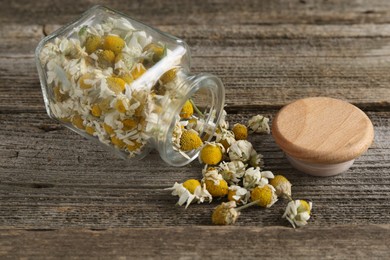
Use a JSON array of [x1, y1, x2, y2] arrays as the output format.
[[228, 140, 253, 162], [247, 115, 270, 134], [243, 167, 274, 190], [165, 180, 212, 208], [199, 142, 225, 165], [228, 185, 250, 204], [203, 168, 229, 197], [270, 175, 292, 198], [180, 129, 203, 151], [249, 149, 264, 168], [215, 128, 236, 150], [283, 200, 312, 228], [250, 184, 278, 208], [232, 123, 248, 140], [218, 109, 229, 130], [211, 201, 239, 225], [219, 160, 246, 184]]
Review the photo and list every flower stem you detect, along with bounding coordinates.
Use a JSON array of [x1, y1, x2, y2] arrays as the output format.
[[189, 99, 204, 118], [283, 193, 293, 202], [236, 200, 259, 212]]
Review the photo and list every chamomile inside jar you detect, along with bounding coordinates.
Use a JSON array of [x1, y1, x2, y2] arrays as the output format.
[[36, 6, 225, 166]]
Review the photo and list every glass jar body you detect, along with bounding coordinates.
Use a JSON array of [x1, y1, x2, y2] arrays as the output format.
[[35, 5, 225, 166]]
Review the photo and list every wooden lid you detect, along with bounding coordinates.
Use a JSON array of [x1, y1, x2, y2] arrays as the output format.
[[272, 97, 374, 164]]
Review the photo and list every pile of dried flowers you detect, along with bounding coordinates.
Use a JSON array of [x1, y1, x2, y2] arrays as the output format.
[[166, 111, 312, 228]]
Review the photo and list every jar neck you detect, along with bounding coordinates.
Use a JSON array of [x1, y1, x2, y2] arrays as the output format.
[[145, 71, 225, 166]]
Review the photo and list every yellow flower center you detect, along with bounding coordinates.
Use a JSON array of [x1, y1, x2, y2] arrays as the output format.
[[180, 100, 194, 119], [251, 185, 274, 208], [103, 35, 125, 55], [298, 200, 311, 214], [106, 76, 126, 94], [127, 141, 142, 152], [232, 123, 248, 140], [180, 130, 203, 151], [114, 99, 127, 113], [79, 73, 94, 89], [111, 135, 125, 148], [143, 43, 165, 63], [72, 114, 85, 130], [97, 50, 115, 68], [103, 123, 115, 135], [205, 179, 228, 197], [227, 190, 239, 202], [200, 144, 223, 165], [91, 104, 102, 117], [84, 35, 102, 54], [131, 63, 146, 80], [85, 125, 95, 135], [183, 179, 201, 194], [122, 118, 138, 131], [160, 68, 177, 85]]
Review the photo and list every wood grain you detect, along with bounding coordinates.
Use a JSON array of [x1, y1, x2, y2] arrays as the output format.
[[1, 0, 390, 258], [1, 225, 389, 259]]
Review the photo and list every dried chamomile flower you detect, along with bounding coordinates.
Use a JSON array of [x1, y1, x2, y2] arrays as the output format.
[[215, 128, 236, 150], [180, 100, 194, 119], [228, 140, 253, 162], [228, 185, 250, 204], [180, 129, 203, 151], [283, 200, 312, 228], [218, 109, 229, 130], [211, 201, 240, 225], [250, 184, 278, 208], [219, 160, 246, 184], [243, 167, 274, 190], [247, 115, 270, 134], [199, 142, 225, 165], [203, 168, 229, 197], [270, 175, 292, 198], [103, 35, 125, 55], [232, 123, 248, 140], [249, 149, 264, 168], [165, 180, 212, 209], [84, 34, 102, 54]]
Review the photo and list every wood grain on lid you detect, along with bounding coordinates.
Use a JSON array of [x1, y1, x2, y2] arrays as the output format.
[[272, 97, 374, 164]]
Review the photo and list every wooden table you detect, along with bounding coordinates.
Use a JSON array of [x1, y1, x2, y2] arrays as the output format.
[[1, 0, 389, 258]]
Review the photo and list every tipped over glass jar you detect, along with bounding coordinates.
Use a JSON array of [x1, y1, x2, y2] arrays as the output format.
[[36, 5, 225, 166]]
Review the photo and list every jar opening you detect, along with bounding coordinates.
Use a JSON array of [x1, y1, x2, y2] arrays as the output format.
[[158, 74, 225, 166]]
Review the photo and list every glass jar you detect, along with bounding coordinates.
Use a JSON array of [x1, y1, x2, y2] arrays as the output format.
[[35, 5, 225, 166]]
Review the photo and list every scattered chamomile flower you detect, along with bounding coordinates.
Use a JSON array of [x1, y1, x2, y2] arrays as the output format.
[[232, 123, 248, 140], [215, 128, 236, 150], [228, 185, 250, 204], [202, 167, 229, 197], [211, 201, 239, 225], [217, 109, 229, 130], [249, 149, 264, 168], [270, 175, 292, 199], [165, 180, 212, 209], [283, 199, 312, 228], [247, 115, 270, 134], [199, 142, 225, 165], [219, 160, 246, 185], [243, 167, 274, 190], [250, 184, 278, 208], [228, 140, 253, 162]]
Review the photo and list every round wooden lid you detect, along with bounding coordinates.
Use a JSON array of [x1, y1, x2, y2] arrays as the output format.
[[272, 97, 374, 164]]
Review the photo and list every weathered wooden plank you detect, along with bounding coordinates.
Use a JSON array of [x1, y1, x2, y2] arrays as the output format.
[[0, 225, 389, 259], [2, 50, 390, 111], [3, 0, 390, 26], [0, 111, 388, 228]]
